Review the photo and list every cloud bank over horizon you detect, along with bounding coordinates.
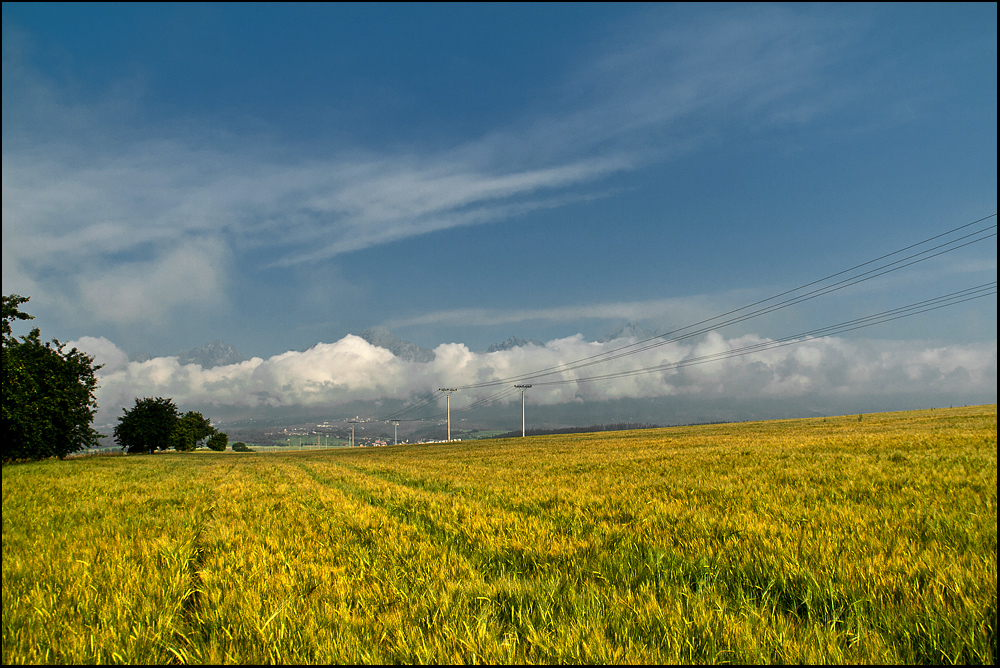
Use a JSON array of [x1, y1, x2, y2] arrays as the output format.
[[71, 331, 997, 428]]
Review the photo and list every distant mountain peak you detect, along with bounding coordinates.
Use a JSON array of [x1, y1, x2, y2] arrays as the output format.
[[360, 328, 435, 363], [178, 340, 246, 368], [486, 336, 544, 353], [599, 322, 655, 343]]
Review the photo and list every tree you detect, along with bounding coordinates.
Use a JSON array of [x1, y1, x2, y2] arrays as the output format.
[[114, 397, 179, 454], [206, 431, 228, 451], [172, 411, 216, 451], [2, 295, 33, 340], [231, 441, 253, 452], [2, 295, 102, 462]]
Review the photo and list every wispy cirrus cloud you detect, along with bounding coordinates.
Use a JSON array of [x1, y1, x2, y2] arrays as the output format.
[[3, 5, 875, 335], [3, 134, 630, 331], [382, 293, 752, 330], [263, 155, 632, 264]]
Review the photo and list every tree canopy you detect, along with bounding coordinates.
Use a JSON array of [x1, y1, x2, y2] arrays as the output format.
[[2, 295, 102, 462], [114, 397, 228, 455], [114, 397, 180, 454], [172, 410, 216, 451], [206, 431, 228, 452]]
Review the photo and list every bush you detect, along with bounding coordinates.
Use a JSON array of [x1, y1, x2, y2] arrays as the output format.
[[206, 432, 228, 451], [231, 441, 253, 452]]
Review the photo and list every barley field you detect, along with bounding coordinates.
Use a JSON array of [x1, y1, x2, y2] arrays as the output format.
[[3, 405, 996, 664]]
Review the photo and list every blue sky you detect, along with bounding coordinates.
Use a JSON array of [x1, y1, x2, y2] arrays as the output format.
[[3, 3, 996, 426]]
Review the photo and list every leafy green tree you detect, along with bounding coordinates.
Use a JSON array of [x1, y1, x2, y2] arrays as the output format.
[[2, 295, 33, 340], [231, 441, 252, 452], [114, 397, 179, 455], [2, 295, 102, 462], [206, 431, 229, 451], [172, 411, 216, 451]]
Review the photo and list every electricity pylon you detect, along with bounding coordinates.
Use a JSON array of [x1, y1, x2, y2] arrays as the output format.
[[439, 389, 457, 441], [515, 384, 532, 437]]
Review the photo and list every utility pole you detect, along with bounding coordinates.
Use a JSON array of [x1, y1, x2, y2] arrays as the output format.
[[392, 420, 399, 446], [515, 384, 532, 437], [439, 389, 457, 441], [348, 420, 357, 447]]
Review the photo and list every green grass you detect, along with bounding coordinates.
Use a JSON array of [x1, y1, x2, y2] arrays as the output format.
[[3, 405, 996, 663], [466, 430, 510, 439]]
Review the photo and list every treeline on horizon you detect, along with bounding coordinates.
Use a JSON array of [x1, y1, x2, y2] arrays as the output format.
[[2, 294, 231, 462], [491, 422, 663, 439]]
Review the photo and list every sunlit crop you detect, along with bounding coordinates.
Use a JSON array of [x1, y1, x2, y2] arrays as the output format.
[[3, 405, 996, 663]]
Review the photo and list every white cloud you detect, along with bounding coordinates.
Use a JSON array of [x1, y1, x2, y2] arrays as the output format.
[[76, 238, 230, 326], [2, 113, 629, 330], [383, 294, 751, 330], [77, 332, 997, 426], [66, 335, 129, 373]]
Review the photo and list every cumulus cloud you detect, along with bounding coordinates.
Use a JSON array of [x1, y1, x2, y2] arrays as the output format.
[[72, 332, 997, 426], [67, 335, 130, 373]]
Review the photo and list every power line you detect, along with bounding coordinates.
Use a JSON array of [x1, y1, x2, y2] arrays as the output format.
[[529, 282, 997, 387], [378, 389, 444, 421], [455, 216, 995, 389], [369, 281, 994, 424], [503, 229, 996, 386], [369, 213, 996, 424], [390, 385, 522, 423]]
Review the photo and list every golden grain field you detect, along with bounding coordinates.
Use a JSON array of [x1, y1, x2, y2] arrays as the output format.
[[2, 405, 996, 664]]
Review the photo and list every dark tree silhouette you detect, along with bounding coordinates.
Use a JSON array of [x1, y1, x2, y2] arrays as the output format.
[[114, 397, 179, 455], [2, 295, 101, 461]]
